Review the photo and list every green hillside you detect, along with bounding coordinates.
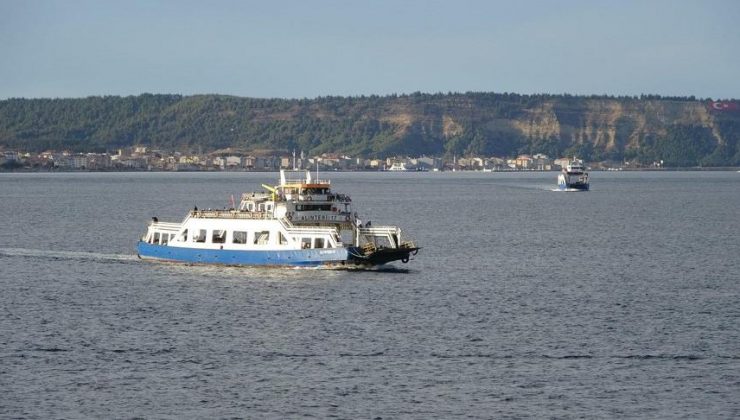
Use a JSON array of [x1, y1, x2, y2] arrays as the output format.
[[1, 92, 739, 166]]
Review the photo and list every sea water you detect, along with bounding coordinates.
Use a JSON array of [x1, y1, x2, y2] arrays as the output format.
[[1, 171, 739, 418]]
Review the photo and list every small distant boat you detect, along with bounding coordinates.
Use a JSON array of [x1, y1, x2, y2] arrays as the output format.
[[387, 162, 410, 171], [386, 162, 413, 171], [386, 162, 429, 172], [556, 158, 590, 191], [137, 170, 420, 268]]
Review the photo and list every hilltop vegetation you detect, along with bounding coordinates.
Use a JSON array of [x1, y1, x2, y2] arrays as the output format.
[[1, 92, 739, 166]]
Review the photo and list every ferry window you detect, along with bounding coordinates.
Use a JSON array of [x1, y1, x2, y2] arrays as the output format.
[[233, 231, 248, 244], [254, 231, 270, 245], [279, 232, 288, 245], [161, 234, 168, 245], [299, 204, 332, 211], [194, 229, 206, 243], [315, 238, 325, 249], [180, 229, 188, 241], [212, 230, 226, 244], [301, 238, 311, 249], [153, 232, 160, 244], [266, 204, 273, 211]]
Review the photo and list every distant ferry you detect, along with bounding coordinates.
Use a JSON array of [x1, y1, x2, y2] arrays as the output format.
[[137, 170, 420, 268], [557, 158, 590, 191], [386, 162, 429, 172], [387, 162, 412, 171]]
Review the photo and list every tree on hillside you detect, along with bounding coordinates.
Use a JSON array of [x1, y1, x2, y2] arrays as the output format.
[[653, 125, 715, 167]]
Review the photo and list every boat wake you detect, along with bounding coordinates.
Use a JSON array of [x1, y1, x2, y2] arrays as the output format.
[[0, 247, 138, 264], [551, 188, 585, 192], [147, 258, 412, 273]]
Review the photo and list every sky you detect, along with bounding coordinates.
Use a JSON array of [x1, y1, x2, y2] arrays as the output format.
[[1, 0, 739, 100]]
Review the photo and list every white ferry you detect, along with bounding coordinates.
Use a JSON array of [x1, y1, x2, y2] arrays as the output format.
[[387, 162, 412, 171], [557, 158, 590, 191], [137, 170, 420, 268]]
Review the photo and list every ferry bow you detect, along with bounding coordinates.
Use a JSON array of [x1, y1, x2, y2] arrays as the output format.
[[557, 158, 590, 191]]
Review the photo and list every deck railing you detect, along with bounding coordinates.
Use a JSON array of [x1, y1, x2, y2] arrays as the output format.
[[149, 221, 181, 232], [357, 226, 400, 236], [190, 210, 274, 220]]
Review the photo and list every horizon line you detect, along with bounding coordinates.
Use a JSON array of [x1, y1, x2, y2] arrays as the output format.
[[1, 91, 736, 102]]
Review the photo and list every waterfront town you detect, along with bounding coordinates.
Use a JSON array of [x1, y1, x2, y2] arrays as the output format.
[[0, 146, 647, 172]]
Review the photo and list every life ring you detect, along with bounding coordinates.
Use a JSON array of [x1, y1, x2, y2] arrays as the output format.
[[287, 213, 293, 220]]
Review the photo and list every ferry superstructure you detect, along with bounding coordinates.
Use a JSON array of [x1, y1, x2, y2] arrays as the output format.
[[557, 158, 590, 191], [137, 170, 420, 268]]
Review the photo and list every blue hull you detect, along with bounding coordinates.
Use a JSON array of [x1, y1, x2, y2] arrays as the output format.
[[137, 242, 354, 267]]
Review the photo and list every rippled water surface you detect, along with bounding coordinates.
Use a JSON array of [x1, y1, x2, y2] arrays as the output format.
[[1, 171, 739, 418]]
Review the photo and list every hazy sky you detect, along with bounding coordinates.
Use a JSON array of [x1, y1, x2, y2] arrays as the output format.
[[1, 0, 738, 99]]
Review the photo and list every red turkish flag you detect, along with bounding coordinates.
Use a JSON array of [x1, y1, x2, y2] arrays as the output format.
[[708, 101, 739, 111]]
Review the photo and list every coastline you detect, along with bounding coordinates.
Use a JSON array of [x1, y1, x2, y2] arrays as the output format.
[[2, 167, 739, 173]]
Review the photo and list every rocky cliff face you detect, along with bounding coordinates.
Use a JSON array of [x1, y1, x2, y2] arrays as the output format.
[[360, 95, 737, 162]]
